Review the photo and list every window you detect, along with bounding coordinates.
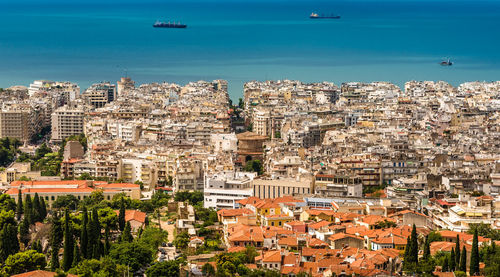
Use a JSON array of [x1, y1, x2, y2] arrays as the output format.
[[45, 196, 49, 200], [51, 196, 55, 200]]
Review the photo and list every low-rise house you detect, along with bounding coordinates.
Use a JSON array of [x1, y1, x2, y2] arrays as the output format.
[[328, 232, 364, 249], [114, 209, 146, 232]]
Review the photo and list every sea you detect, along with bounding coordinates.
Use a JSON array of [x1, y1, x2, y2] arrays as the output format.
[[1, 0, 500, 100]]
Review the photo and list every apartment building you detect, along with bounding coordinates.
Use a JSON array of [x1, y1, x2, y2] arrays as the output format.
[[204, 171, 256, 209], [0, 105, 35, 142], [51, 105, 84, 142], [81, 82, 116, 108], [314, 174, 363, 198]]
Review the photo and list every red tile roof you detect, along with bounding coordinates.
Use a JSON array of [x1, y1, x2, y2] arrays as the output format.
[[12, 271, 77, 277]]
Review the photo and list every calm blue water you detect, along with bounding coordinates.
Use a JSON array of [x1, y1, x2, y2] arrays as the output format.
[[1, 0, 500, 99]]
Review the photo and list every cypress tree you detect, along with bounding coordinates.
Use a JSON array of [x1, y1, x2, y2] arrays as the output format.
[[423, 234, 430, 260], [120, 221, 133, 242], [118, 197, 126, 231], [104, 225, 110, 256], [19, 216, 30, 246], [470, 229, 480, 275], [62, 209, 74, 271], [16, 190, 23, 221], [87, 208, 101, 259], [50, 212, 63, 271], [404, 236, 411, 262], [40, 197, 47, 221], [450, 247, 456, 271], [72, 244, 80, 268], [50, 246, 60, 271], [455, 235, 461, 268], [410, 224, 418, 265], [459, 245, 467, 272], [442, 256, 449, 272], [80, 208, 88, 259], [33, 193, 41, 223], [137, 226, 143, 238], [24, 194, 33, 225], [0, 223, 20, 262]]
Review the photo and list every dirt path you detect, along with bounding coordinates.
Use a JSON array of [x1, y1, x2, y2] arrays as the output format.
[[160, 220, 175, 242]]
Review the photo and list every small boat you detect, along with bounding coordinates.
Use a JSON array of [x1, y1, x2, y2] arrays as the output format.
[[310, 12, 341, 19], [153, 20, 187, 28], [440, 58, 453, 66]]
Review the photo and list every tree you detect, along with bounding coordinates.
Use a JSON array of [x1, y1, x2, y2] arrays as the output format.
[[16, 191, 23, 221], [68, 256, 126, 277], [1, 250, 46, 275], [104, 226, 111, 256], [33, 240, 42, 253], [174, 231, 190, 249], [409, 224, 418, 264], [118, 197, 126, 231], [87, 208, 101, 259], [422, 235, 430, 260], [403, 236, 411, 263], [35, 143, 52, 160], [62, 209, 74, 271], [145, 261, 180, 277], [109, 241, 153, 272], [243, 159, 263, 175], [0, 192, 16, 213], [442, 256, 449, 272], [40, 197, 47, 221], [32, 193, 41, 223], [460, 245, 467, 272], [450, 247, 456, 271], [455, 235, 461, 268], [138, 227, 168, 249], [202, 262, 216, 276], [468, 223, 500, 240], [24, 194, 33, 225], [120, 221, 133, 243], [81, 207, 89, 259], [72, 244, 80, 268], [427, 231, 443, 244], [98, 207, 118, 231], [50, 212, 63, 271], [52, 195, 79, 210], [18, 216, 30, 246], [470, 229, 480, 276], [0, 223, 20, 262]]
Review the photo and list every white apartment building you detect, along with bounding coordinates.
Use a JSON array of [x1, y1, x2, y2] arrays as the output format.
[[51, 105, 84, 142], [204, 171, 256, 209], [107, 121, 141, 142]]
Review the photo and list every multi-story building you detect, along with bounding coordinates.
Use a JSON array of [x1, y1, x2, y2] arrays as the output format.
[[6, 180, 141, 205], [252, 177, 313, 199], [204, 171, 256, 209], [175, 159, 204, 191], [314, 174, 363, 197], [81, 82, 116, 108], [0, 105, 35, 142], [51, 105, 84, 142]]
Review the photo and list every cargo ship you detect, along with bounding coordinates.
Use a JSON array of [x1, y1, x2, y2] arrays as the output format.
[[153, 21, 187, 28], [310, 12, 341, 19]]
